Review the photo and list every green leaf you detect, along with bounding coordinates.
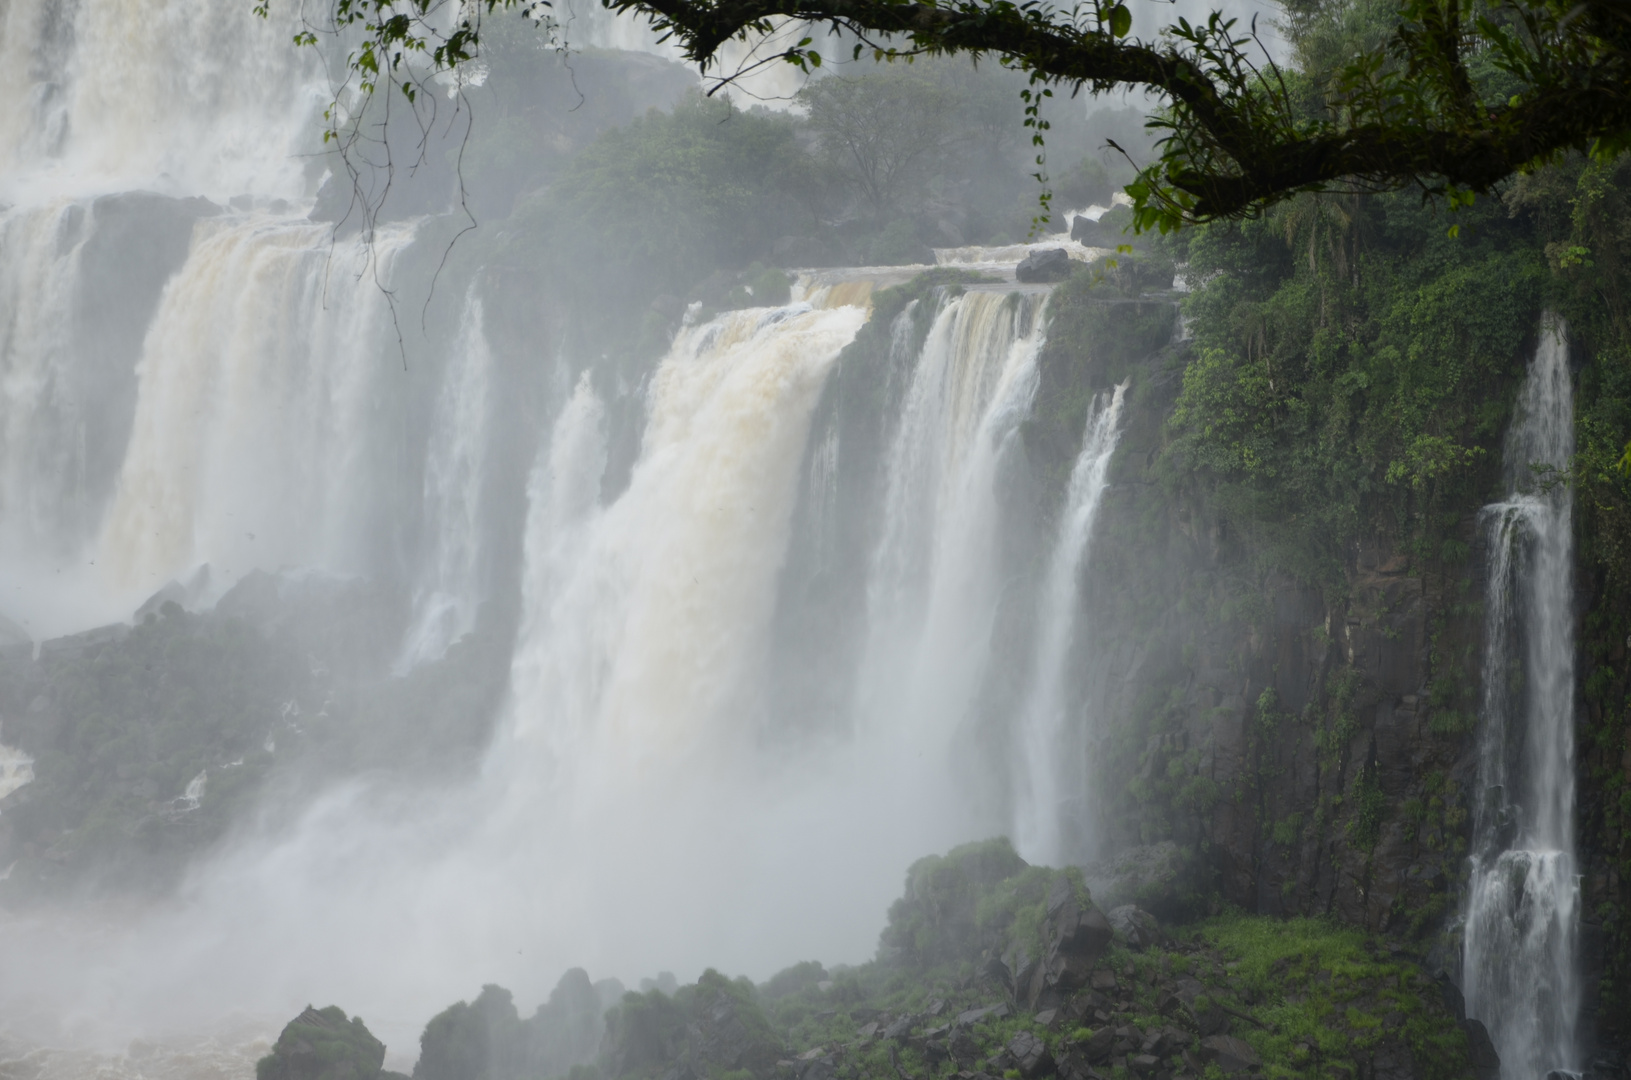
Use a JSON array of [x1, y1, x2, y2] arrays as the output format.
[[1109, 4, 1131, 38]]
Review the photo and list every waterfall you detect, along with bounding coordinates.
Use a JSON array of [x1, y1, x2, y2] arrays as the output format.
[[861, 289, 1046, 763], [0, 204, 95, 558], [0, 0, 323, 203], [1463, 315, 1579, 1078], [508, 301, 868, 781], [398, 292, 496, 669], [97, 215, 417, 599], [1013, 380, 1127, 866]]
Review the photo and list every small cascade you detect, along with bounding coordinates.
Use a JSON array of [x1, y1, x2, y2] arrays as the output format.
[[857, 287, 1046, 813], [397, 293, 496, 670], [0, 739, 35, 802], [1463, 316, 1579, 1078], [0, 204, 95, 557], [1013, 380, 1127, 865]]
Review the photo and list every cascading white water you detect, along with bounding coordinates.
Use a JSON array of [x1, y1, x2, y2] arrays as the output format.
[[1463, 315, 1579, 1079], [398, 292, 496, 669], [1013, 380, 1126, 866], [97, 215, 417, 599], [861, 289, 1046, 760], [0, 0, 324, 204], [511, 302, 867, 778], [0, 204, 94, 558]]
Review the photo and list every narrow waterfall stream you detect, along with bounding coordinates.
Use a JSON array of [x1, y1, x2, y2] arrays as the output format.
[[1013, 380, 1126, 866], [1463, 316, 1580, 1078], [398, 293, 497, 671]]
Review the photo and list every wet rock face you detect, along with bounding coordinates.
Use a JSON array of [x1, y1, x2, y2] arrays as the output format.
[[1028, 311, 1484, 939], [257, 1006, 386, 1080]]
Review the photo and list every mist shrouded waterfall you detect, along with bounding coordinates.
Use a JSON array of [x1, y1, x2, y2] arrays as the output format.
[[0, 0, 1158, 1046], [1463, 315, 1580, 1078], [1013, 380, 1126, 866], [398, 292, 497, 669]]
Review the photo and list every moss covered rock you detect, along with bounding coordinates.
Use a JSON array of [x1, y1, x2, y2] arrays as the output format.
[[256, 1006, 386, 1080]]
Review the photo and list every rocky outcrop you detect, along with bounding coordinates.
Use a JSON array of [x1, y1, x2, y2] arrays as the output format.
[[1015, 248, 1074, 283], [1068, 216, 1107, 247], [257, 1006, 387, 1080], [1020, 875, 1113, 1008], [601, 969, 783, 1080]]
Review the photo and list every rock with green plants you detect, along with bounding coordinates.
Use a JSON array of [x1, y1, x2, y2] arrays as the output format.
[[269, 840, 1476, 1080]]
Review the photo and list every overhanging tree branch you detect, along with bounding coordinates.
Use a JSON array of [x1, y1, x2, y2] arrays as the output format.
[[268, 0, 1631, 229]]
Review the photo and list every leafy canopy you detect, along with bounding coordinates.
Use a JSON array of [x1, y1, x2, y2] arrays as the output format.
[[264, 0, 1631, 232]]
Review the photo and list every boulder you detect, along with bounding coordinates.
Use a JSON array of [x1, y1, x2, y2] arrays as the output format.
[[1053, 1049, 1100, 1080], [1106, 906, 1166, 951], [948, 1031, 981, 1067], [1015, 248, 1074, 284], [1023, 878, 1113, 1007], [1079, 1027, 1115, 1064], [797, 1056, 837, 1080], [956, 1003, 1009, 1027], [1462, 1020, 1500, 1080], [1198, 1035, 1261, 1074], [1006, 1032, 1055, 1078], [1003, 942, 1039, 997], [257, 1006, 386, 1080], [985, 1048, 1018, 1074], [1069, 216, 1110, 246]]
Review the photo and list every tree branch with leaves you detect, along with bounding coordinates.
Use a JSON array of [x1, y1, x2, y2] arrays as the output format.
[[266, 0, 1631, 231]]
